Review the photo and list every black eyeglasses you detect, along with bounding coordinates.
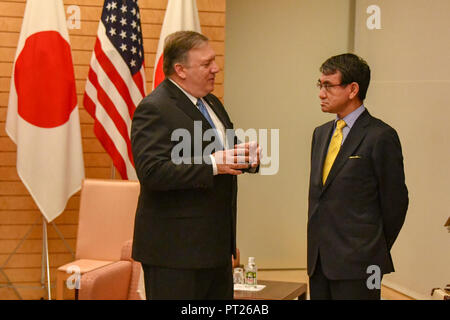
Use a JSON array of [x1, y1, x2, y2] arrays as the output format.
[[316, 81, 347, 91]]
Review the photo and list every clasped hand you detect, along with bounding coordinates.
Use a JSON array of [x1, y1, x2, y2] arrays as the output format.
[[212, 142, 260, 175]]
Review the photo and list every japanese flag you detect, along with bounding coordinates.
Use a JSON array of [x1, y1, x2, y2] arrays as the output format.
[[152, 0, 201, 90], [6, 0, 84, 222]]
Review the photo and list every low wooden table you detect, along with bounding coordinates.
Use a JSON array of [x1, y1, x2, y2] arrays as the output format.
[[234, 280, 307, 300]]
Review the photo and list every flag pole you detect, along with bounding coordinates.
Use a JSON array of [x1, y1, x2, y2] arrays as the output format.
[[41, 216, 52, 300], [0, 215, 58, 300], [4, 0, 84, 300]]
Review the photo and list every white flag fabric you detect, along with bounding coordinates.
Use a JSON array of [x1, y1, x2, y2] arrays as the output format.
[[152, 0, 202, 90], [6, 0, 85, 222]]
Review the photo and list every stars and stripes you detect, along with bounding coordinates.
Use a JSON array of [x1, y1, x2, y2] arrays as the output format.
[[83, 0, 145, 180]]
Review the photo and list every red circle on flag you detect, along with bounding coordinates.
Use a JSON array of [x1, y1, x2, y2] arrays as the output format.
[[153, 54, 165, 90], [14, 31, 77, 128]]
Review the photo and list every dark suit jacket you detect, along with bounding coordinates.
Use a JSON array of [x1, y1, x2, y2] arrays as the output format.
[[307, 109, 408, 280], [130, 79, 238, 269]]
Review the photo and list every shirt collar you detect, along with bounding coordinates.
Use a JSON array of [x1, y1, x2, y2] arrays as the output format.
[[337, 104, 366, 129], [169, 78, 200, 106]]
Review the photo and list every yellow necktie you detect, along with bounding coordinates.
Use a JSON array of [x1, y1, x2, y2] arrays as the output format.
[[322, 119, 346, 185]]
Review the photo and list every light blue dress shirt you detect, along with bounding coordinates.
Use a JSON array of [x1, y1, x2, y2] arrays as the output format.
[[332, 105, 366, 145]]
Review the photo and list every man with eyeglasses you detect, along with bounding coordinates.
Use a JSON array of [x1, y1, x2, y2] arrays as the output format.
[[307, 53, 409, 299]]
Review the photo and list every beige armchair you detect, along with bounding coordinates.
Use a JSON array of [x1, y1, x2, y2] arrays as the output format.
[[77, 239, 142, 300], [56, 179, 142, 300]]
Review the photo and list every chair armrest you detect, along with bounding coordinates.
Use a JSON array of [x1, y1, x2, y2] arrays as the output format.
[[120, 239, 144, 300], [121, 239, 133, 261], [56, 259, 114, 300], [128, 261, 145, 300], [78, 261, 132, 300], [58, 259, 114, 273]]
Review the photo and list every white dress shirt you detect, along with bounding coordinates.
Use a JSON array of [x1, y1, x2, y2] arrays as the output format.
[[169, 78, 226, 175]]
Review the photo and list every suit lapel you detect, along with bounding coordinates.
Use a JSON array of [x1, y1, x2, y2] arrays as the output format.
[[204, 95, 232, 129], [164, 79, 229, 151], [164, 79, 212, 131], [164, 79, 230, 130], [322, 110, 371, 193]]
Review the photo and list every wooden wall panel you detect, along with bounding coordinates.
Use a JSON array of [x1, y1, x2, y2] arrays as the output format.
[[0, 0, 226, 299]]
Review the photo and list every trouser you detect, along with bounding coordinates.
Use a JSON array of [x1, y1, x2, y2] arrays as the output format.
[[309, 255, 382, 300], [142, 260, 233, 300]]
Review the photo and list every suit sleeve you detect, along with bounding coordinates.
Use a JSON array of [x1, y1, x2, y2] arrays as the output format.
[[372, 128, 409, 250], [131, 100, 214, 191], [308, 128, 318, 207]]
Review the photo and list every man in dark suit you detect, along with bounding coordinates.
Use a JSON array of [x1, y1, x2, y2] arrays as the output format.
[[307, 53, 408, 299], [131, 31, 259, 300]]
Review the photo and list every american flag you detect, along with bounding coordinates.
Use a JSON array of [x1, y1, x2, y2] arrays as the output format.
[[83, 0, 146, 180]]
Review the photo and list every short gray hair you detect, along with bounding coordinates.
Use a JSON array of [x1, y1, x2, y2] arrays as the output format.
[[163, 31, 209, 76]]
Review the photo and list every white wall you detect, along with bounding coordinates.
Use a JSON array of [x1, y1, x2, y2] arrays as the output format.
[[225, 0, 352, 268], [354, 0, 450, 299], [226, 0, 450, 299]]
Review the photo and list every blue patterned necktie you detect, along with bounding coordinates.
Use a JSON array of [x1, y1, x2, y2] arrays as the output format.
[[196, 98, 216, 129], [197, 98, 224, 150]]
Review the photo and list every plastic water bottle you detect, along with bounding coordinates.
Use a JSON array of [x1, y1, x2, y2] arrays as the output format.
[[245, 257, 257, 287]]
